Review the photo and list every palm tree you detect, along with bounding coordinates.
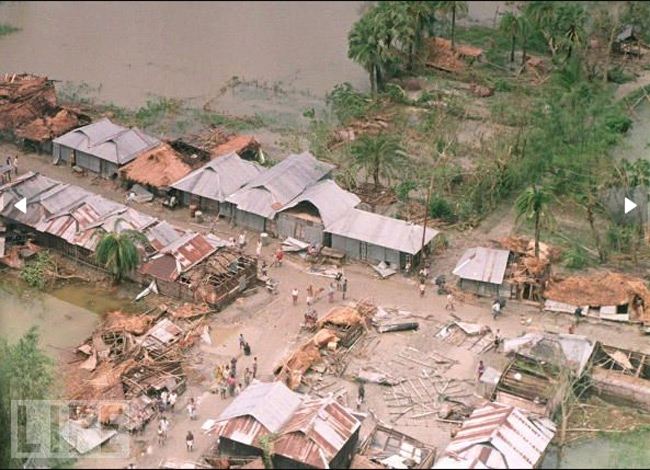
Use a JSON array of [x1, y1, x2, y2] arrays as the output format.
[[437, 1, 468, 49], [350, 134, 404, 189], [95, 230, 146, 283], [402, 1, 439, 69], [499, 11, 520, 63], [559, 4, 586, 60], [348, 14, 382, 95], [515, 185, 553, 258]]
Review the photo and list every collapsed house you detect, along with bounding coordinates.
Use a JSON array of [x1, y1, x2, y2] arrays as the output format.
[[0, 172, 256, 307], [590, 343, 650, 411], [205, 380, 361, 469], [356, 424, 436, 469], [119, 143, 194, 194], [52, 117, 160, 179], [543, 271, 650, 325], [0, 73, 88, 152], [494, 333, 596, 417], [226, 152, 335, 232], [170, 152, 263, 215], [499, 237, 554, 302], [170, 127, 260, 161], [453, 247, 511, 298], [324, 209, 439, 270], [276, 179, 360, 245], [433, 402, 556, 469]]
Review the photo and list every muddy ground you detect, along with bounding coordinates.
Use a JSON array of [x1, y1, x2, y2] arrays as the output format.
[[4, 143, 649, 468]]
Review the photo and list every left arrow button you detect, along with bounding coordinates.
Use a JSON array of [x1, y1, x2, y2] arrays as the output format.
[[14, 197, 26, 214]]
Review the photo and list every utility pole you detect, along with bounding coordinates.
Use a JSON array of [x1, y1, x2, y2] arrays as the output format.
[[419, 174, 434, 268]]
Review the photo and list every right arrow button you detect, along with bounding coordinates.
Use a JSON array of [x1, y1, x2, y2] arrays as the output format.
[[624, 197, 637, 214]]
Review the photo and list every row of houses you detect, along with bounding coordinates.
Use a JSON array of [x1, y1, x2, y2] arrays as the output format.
[[48, 119, 439, 270], [0, 172, 256, 307]]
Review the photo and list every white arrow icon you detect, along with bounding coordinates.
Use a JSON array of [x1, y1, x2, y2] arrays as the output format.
[[14, 197, 26, 214], [624, 197, 637, 214]]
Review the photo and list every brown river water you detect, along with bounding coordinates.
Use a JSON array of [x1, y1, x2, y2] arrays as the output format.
[[0, 1, 503, 111]]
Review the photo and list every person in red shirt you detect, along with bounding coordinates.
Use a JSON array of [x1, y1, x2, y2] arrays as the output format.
[[273, 248, 284, 267]]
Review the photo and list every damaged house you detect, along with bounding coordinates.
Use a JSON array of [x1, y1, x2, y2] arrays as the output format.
[[543, 272, 650, 325], [52, 117, 160, 179], [276, 179, 360, 245], [0, 172, 256, 308], [453, 247, 511, 298], [324, 208, 439, 270], [170, 127, 261, 162], [494, 333, 596, 417], [433, 402, 556, 469], [0, 73, 88, 152], [590, 343, 650, 411], [206, 380, 360, 469], [226, 152, 334, 233], [170, 152, 263, 215]]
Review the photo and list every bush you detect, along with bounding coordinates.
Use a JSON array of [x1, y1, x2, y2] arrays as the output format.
[[326, 83, 372, 125], [604, 112, 633, 134], [429, 195, 457, 222], [21, 252, 54, 290], [607, 67, 635, 84], [383, 83, 410, 105], [562, 244, 592, 269], [493, 78, 513, 92], [395, 180, 417, 202]]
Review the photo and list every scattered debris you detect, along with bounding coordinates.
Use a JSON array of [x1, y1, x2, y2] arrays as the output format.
[[373, 261, 397, 279]]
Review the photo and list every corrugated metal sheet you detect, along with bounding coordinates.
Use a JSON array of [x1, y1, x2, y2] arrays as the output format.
[[53, 117, 159, 165], [144, 221, 185, 252], [453, 247, 510, 285], [325, 209, 439, 255], [433, 402, 556, 469], [216, 381, 303, 433], [159, 232, 217, 273], [171, 152, 263, 202], [279, 179, 360, 227], [226, 152, 334, 218], [274, 398, 360, 468]]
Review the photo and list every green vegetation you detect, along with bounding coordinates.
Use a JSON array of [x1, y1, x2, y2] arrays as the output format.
[[0, 328, 54, 468], [95, 230, 146, 283], [350, 134, 405, 189], [429, 195, 457, 223], [515, 185, 554, 258], [20, 251, 55, 290], [0, 23, 19, 38], [326, 83, 374, 125]]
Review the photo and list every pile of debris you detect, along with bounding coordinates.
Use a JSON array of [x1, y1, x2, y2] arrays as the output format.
[[426, 37, 484, 73], [352, 183, 398, 208], [274, 300, 377, 390], [0, 73, 88, 145], [171, 127, 260, 161], [356, 423, 437, 469], [498, 236, 557, 301], [328, 115, 391, 148]]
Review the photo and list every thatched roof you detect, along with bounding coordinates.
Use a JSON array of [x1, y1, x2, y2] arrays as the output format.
[[15, 108, 85, 143], [120, 143, 192, 188], [0, 73, 57, 131], [544, 272, 650, 308]]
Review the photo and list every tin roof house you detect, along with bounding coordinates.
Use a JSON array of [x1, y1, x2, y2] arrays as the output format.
[[226, 152, 334, 233], [453, 247, 511, 297], [207, 381, 360, 469], [52, 117, 159, 179]]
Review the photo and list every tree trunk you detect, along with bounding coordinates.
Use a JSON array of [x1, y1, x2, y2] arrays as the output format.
[[534, 210, 540, 258], [451, 6, 457, 50], [586, 201, 605, 262], [521, 38, 528, 66], [369, 66, 377, 96], [373, 156, 380, 188], [376, 66, 384, 92], [510, 34, 516, 62]]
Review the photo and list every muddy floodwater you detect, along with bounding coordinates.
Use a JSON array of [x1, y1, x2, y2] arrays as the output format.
[[0, 276, 140, 355], [0, 1, 504, 110]]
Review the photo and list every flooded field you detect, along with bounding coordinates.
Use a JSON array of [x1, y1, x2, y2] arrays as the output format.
[[0, 274, 142, 354], [0, 1, 504, 113]]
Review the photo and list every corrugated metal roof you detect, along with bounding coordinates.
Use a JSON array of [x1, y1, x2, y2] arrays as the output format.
[[159, 232, 217, 273], [274, 398, 360, 468], [433, 402, 556, 469], [171, 152, 262, 202], [325, 208, 439, 255], [144, 220, 185, 252], [53, 117, 159, 165], [216, 381, 303, 433], [453, 247, 510, 285], [226, 152, 334, 218], [279, 179, 360, 227]]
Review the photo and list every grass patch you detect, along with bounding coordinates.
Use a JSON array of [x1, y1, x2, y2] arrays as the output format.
[[0, 23, 19, 37]]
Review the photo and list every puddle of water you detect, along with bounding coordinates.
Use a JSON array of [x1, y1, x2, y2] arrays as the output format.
[[542, 430, 650, 469]]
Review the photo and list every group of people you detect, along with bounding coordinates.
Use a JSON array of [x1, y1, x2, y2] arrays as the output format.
[[213, 337, 258, 400], [156, 394, 197, 450]]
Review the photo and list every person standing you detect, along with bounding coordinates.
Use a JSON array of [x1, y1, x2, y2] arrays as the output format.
[[220, 382, 227, 399], [256, 238, 263, 258], [160, 390, 169, 412], [13, 155, 18, 176], [238, 232, 246, 251], [493, 329, 501, 352], [477, 360, 485, 381], [252, 357, 258, 379], [168, 390, 177, 412], [492, 300, 501, 320], [187, 398, 197, 420], [239, 334, 246, 351], [342, 277, 348, 300], [235, 383, 242, 396], [445, 293, 455, 311], [227, 375, 236, 397], [419, 281, 426, 297], [231, 357, 238, 377], [357, 382, 365, 410], [291, 287, 299, 305], [274, 248, 284, 267], [244, 367, 252, 387], [186, 431, 194, 453], [243, 341, 251, 356], [328, 282, 335, 303]]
